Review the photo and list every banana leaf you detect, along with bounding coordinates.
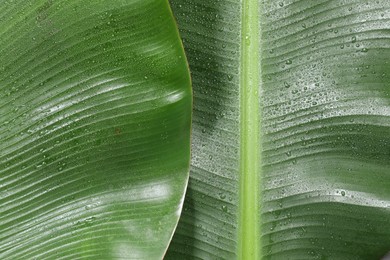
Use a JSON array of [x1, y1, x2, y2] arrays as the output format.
[[167, 0, 390, 259], [0, 0, 191, 259]]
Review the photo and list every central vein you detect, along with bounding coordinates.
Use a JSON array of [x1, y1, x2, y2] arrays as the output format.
[[238, 0, 260, 259]]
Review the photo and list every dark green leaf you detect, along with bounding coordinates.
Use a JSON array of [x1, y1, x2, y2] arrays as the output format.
[[167, 0, 390, 259]]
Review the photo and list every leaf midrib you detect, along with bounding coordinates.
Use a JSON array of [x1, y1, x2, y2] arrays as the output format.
[[239, 0, 261, 259]]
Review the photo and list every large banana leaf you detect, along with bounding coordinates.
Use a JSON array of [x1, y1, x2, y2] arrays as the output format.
[[167, 0, 390, 259], [0, 0, 191, 259]]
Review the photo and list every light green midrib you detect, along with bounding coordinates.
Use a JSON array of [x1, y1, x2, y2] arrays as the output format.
[[238, 0, 260, 259]]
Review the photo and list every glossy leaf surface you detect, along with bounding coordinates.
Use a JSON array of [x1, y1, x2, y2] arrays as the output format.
[[167, 0, 390, 259], [0, 0, 191, 259]]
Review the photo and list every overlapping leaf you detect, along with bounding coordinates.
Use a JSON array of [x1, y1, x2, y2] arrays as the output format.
[[0, 0, 191, 259]]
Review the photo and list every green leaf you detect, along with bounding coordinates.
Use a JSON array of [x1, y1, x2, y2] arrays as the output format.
[[167, 0, 390, 259], [0, 0, 191, 259]]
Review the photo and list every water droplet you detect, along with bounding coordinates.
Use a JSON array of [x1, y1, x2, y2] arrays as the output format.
[[341, 191, 346, 196], [292, 159, 297, 165], [361, 48, 368, 53], [245, 35, 250, 45], [85, 216, 96, 223], [351, 36, 357, 43], [286, 59, 292, 65], [85, 205, 93, 210], [284, 82, 291, 88], [221, 205, 228, 212]]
